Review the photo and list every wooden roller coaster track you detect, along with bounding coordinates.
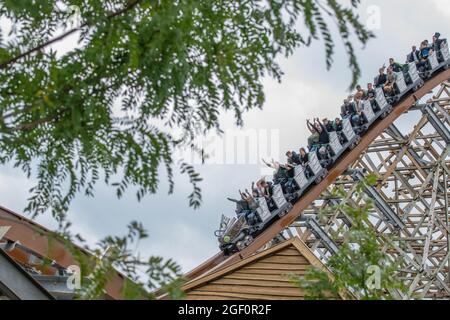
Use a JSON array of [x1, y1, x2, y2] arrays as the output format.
[[1, 68, 449, 300], [185, 68, 450, 282]]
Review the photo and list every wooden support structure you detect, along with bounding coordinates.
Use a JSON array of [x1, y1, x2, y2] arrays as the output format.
[[1, 63, 449, 301], [287, 81, 450, 299], [0, 205, 126, 299], [186, 70, 450, 283]]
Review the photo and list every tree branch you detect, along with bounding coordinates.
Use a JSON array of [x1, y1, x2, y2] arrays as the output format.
[[0, 0, 142, 70]]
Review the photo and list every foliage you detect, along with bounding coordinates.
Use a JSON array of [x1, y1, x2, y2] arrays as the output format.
[[55, 220, 186, 300], [0, 0, 373, 300], [289, 174, 406, 300], [0, 0, 373, 219]]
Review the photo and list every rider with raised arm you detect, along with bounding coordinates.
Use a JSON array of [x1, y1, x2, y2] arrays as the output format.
[[309, 118, 330, 161], [314, 118, 330, 144], [227, 189, 251, 217], [306, 119, 320, 151], [262, 158, 286, 185], [322, 118, 335, 132]]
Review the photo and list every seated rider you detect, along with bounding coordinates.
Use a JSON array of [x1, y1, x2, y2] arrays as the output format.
[[284, 163, 295, 178], [258, 178, 273, 199], [355, 85, 367, 100], [333, 118, 347, 144], [341, 98, 352, 118], [286, 150, 301, 166], [383, 66, 397, 96], [366, 83, 380, 112], [374, 67, 387, 88], [299, 147, 314, 178], [259, 178, 276, 211], [322, 118, 335, 132], [314, 118, 330, 145], [250, 181, 261, 198], [262, 158, 289, 188], [433, 32, 445, 49], [418, 40, 434, 71], [354, 96, 369, 126], [433, 32, 446, 62], [334, 118, 343, 132], [227, 189, 257, 218], [298, 147, 309, 166], [227, 197, 247, 216], [283, 163, 297, 194], [256, 166, 277, 211], [275, 164, 294, 195], [243, 190, 258, 211], [341, 97, 364, 127], [310, 118, 331, 160], [389, 58, 404, 73], [407, 45, 420, 64]]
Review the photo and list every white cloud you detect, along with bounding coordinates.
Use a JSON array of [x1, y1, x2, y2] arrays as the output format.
[[432, 0, 450, 18]]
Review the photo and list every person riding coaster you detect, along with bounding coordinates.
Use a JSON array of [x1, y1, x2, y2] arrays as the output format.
[[415, 38, 442, 78], [340, 97, 368, 135], [432, 32, 447, 63], [298, 147, 314, 178], [430, 33, 450, 71], [218, 173, 294, 254], [366, 83, 381, 113], [324, 117, 347, 145], [286, 149, 311, 176], [418, 40, 433, 71], [401, 62, 421, 88], [306, 119, 335, 168], [261, 159, 297, 208], [390, 57, 416, 88], [382, 66, 399, 101], [227, 188, 258, 220], [263, 159, 288, 193], [216, 33, 448, 255]]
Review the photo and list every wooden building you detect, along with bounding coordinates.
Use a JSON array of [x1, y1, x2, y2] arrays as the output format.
[[0, 247, 54, 300], [182, 237, 341, 300]]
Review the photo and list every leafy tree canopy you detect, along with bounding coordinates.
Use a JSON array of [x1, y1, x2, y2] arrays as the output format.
[[57, 220, 185, 299], [0, 0, 373, 219]]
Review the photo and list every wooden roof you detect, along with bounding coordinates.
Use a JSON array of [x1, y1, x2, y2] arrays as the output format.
[[0, 248, 54, 300], [0, 205, 127, 299], [182, 237, 341, 300]]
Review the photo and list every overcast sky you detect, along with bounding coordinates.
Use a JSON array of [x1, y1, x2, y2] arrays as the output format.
[[1, 0, 450, 273]]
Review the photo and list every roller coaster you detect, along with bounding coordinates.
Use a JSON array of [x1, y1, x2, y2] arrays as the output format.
[[214, 38, 449, 256], [0, 35, 450, 299], [188, 37, 450, 299]]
